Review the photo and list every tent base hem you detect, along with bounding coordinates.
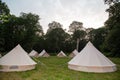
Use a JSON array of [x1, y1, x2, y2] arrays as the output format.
[[0, 64, 36, 72], [68, 64, 117, 73]]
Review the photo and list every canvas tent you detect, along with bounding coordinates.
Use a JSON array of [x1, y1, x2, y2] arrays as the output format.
[[0, 44, 37, 72], [39, 50, 50, 57], [57, 51, 67, 57], [68, 41, 117, 73], [29, 50, 38, 57], [69, 49, 78, 57]]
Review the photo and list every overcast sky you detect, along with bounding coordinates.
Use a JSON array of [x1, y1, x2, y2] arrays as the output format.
[[3, 0, 109, 32]]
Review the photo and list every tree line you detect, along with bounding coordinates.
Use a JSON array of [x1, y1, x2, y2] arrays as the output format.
[[0, 0, 120, 57]]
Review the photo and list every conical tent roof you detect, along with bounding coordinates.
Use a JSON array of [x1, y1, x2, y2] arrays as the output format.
[[69, 49, 78, 57], [39, 50, 49, 56], [68, 41, 116, 72], [57, 51, 67, 57], [39, 50, 45, 56], [29, 50, 38, 56], [0, 44, 37, 66], [72, 49, 79, 55]]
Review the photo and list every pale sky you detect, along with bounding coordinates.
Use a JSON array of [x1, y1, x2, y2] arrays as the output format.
[[3, 0, 109, 33]]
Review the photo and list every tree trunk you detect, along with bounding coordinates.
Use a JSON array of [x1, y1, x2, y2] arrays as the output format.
[[76, 38, 79, 51]]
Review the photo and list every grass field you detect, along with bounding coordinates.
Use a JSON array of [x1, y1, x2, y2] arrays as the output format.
[[0, 57, 120, 80]]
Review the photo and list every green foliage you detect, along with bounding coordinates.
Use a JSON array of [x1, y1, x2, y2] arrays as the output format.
[[78, 39, 87, 51], [47, 21, 62, 33], [73, 30, 86, 40], [105, 27, 120, 57], [105, 2, 120, 30], [1, 12, 43, 52], [33, 36, 46, 53], [68, 21, 86, 51], [104, 0, 119, 5], [45, 28, 70, 55], [0, 0, 10, 15], [72, 30, 86, 51], [88, 27, 107, 50], [3, 15, 22, 51], [18, 13, 43, 52], [69, 21, 83, 33], [0, 0, 10, 52], [104, 2, 120, 57]]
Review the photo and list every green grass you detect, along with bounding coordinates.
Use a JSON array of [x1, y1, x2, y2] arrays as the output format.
[[0, 57, 120, 80]]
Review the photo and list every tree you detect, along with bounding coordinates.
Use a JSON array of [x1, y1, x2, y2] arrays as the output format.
[[105, 27, 120, 57], [45, 21, 70, 55], [69, 21, 86, 51], [2, 12, 43, 52], [3, 15, 20, 51], [69, 21, 84, 33], [104, 2, 120, 57], [47, 21, 62, 33], [105, 2, 120, 30], [0, 0, 9, 15], [19, 12, 43, 52], [0, 0, 10, 24], [33, 36, 45, 53], [45, 28, 68, 55], [0, 0, 10, 52], [85, 28, 94, 41], [88, 27, 107, 50], [72, 30, 86, 51], [104, 0, 119, 5]]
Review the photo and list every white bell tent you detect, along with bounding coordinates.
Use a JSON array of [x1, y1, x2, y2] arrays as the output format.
[[57, 51, 67, 57], [29, 50, 38, 57], [68, 41, 117, 73], [39, 50, 50, 57], [69, 49, 78, 57], [0, 44, 37, 72]]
